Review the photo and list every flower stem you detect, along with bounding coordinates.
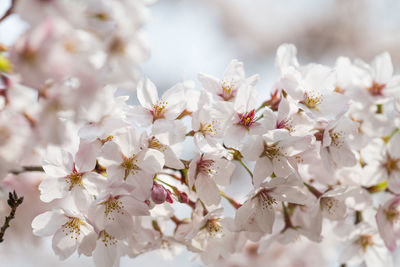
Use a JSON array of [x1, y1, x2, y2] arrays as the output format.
[[220, 190, 242, 209]]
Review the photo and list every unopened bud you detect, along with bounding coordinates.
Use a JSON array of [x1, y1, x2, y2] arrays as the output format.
[[151, 182, 167, 204]]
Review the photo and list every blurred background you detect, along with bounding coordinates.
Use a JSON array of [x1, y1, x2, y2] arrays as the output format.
[[1, 0, 400, 266]]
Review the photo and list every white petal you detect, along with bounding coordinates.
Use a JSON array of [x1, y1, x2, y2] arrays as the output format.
[[253, 157, 273, 188], [388, 133, 400, 158], [137, 78, 158, 109], [105, 211, 133, 240], [32, 210, 68, 236], [255, 198, 275, 233], [376, 205, 397, 251], [128, 106, 153, 127], [39, 177, 69, 202], [93, 238, 118, 267], [138, 149, 165, 174], [198, 73, 220, 95], [195, 174, 221, 206], [372, 52, 393, 84], [52, 227, 79, 260], [75, 141, 100, 173]]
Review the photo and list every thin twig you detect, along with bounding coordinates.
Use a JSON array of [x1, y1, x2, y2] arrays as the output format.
[[9, 166, 44, 175], [0, 0, 17, 22], [0, 190, 24, 243]]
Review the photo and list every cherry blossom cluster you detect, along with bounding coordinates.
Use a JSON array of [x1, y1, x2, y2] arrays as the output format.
[[1, 1, 400, 267]]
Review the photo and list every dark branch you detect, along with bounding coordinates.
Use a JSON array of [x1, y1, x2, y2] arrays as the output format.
[[9, 166, 44, 175], [0, 190, 24, 243], [0, 0, 17, 22]]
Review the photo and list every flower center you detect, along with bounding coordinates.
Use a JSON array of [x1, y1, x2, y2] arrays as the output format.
[[102, 196, 125, 221], [151, 99, 168, 120], [148, 136, 167, 152], [384, 154, 399, 176], [219, 80, 236, 101], [121, 156, 140, 180], [237, 109, 257, 129], [257, 189, 277, 208], [197, 156, 215, 177], [300, 92, 322, 110], [66, 169, 84, 191], [260, 142, 281, 159], [62, 217, 85, 239], [199, 121, 218, 136], [367, 81, 385, 96], [100, 230, 118, 247], [329, 130, 344, 148], [355, 234, 374, 252], [205, 218, 222, 235], [320, 197, 339, 214]]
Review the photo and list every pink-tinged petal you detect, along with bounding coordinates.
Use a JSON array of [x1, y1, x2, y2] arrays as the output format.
[[32, 210, 68, 236], [105, 211, 133, 240], [100, 141, 124, 165], [188, 157, 198, 189], [78, 123, 104, 142], [272, 157, 293, 177], [270, 185, 307, 205], [129, 171, 154, 201], [123, 196, 150, 216], [52, 227, 79, 260], [163, 146, 184, 170], [106, 165, 125, 182], [388, 175, 400, 194], [195, 174, 221, 206], [93, 237, 118, 267], [78, 231, 97, 257], [372, 52, 393, 84], [280, 135, 313, 157], [88, 203, 106, 230], [253, 157, 273, 188], [128, 105, 153, 127], [198, 73, 221, 95], [138, 149, 165, 174], [71, 187, 92, 211], [388, 133, 400, 158], [43, 148, 74, 177], [317, 92, 349, 120], [137, 78, 158, 109], [82, 172, 106, 195], [376, 205, 397, 251], [261, 107, 277, 131], [255, 198, 275, 233], [241, 135, 264, 161], [75, 141, 100, 173], [118, 127, 140, 156], [329, 146, 357, 168], [162, 83, 186, 119], [224, 125, 247, 148], [234, 199, 259, 232], [39, 177, 69, 202], [213, 160, 235, 186]]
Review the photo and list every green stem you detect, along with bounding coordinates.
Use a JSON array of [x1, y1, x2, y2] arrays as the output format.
[[238, 158, 254, 184]]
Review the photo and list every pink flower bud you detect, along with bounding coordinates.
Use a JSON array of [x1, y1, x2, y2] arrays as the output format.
[[166, 189, 173, 204], [151, 182, 167, 204], [179, 192, 189, 204]]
